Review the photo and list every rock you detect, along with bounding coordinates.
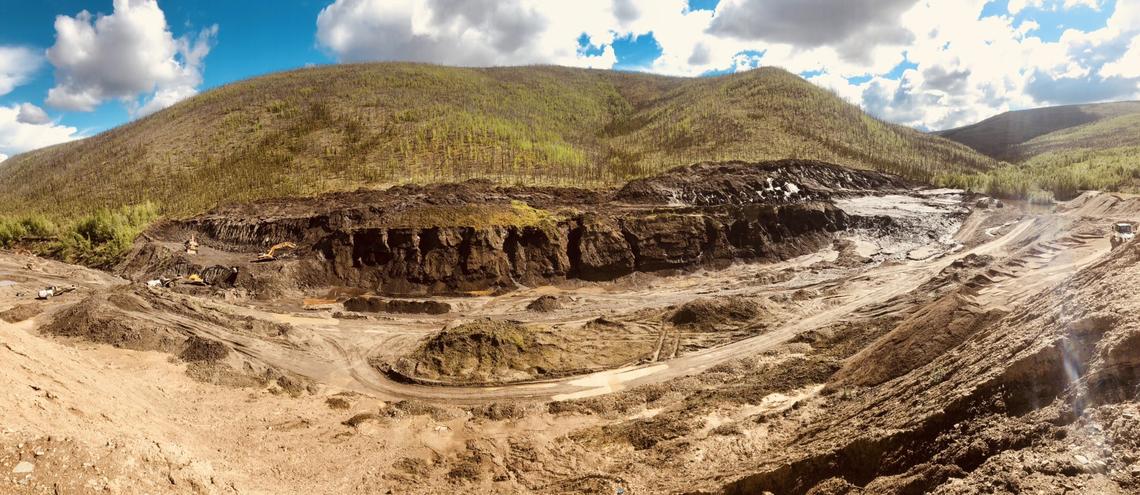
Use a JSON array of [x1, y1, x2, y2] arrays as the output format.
[[12, 461, 34, 474]]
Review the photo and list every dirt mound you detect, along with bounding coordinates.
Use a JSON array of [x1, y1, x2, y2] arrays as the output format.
[[385, 318, 638, 384], [830, 292, 1007, 388], [390, 319, 550, 383], [525, 295, 562, 312], [41, 289, 185, 353], [670, 296, 760, 328], [343, 296, 450, 315], [179, 335, 231, 362], [0, 303, 42, 323]]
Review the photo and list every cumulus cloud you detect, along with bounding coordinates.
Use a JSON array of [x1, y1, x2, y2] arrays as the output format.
[[1008, 0, 1046, 14], [0, 104, 80, 158], [0, 46, 42, 96], [316, 0, 617, 67], [16, 103, 51, 125], [806, 0, 1140, 129], [1102, 37, 1140, 78], [708, 0, 916, 62], [45, 0, 217, 115]]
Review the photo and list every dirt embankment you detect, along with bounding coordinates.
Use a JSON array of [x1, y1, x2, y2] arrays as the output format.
[[118, 160, 917, 296], [830, 292, 1007, 388], [39, 286, 308, 393], [41, 288, 185, 353], [718, 241, 1140, 495]]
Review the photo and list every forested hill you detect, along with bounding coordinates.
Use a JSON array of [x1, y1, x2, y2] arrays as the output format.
[[0, 63, 996, 218]]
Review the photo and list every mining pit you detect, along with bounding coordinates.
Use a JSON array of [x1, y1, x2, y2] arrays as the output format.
[[3, 159, 1139, 494]]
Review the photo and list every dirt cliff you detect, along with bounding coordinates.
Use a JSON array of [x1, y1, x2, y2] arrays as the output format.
[[119, 160, 916, 296]]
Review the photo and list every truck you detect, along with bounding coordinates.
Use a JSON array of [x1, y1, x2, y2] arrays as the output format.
[[1111, 222, 1135, 249]]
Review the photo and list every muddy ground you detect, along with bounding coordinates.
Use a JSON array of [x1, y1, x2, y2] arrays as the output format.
[[2, 160, 1139, 494]]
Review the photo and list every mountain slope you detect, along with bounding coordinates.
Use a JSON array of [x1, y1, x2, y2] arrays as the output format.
[[935, 101, 1140, 199], [0, 63, 996, 218], [936, 101, 1140, 160]]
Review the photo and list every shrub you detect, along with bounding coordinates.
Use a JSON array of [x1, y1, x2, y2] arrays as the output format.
[[54, 202, 161, 267]]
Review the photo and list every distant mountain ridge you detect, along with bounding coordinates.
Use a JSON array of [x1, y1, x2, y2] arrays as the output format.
[[936, 101, 1140, 161]]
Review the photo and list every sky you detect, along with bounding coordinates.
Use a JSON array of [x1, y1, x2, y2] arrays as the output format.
[[1, 0, 1138, 162]]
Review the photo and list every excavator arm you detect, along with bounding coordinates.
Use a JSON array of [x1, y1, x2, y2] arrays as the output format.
[[252, 242, 298, 262]]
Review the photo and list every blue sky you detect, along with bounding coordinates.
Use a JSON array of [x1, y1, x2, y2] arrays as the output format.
[[0, 0, 1137, 159]]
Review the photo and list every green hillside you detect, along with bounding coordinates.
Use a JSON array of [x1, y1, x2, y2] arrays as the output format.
[[936, 101, 1140, 200], [0, 63, 996, 219]]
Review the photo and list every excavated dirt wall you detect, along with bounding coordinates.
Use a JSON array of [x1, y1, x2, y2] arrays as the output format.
[[120, 160, 918, 296]]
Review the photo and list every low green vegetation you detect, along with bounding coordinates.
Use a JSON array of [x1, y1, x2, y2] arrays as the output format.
[[0, 202, 159, 267], [381, 200, 559, 228], [936, 147, 1140, 202]]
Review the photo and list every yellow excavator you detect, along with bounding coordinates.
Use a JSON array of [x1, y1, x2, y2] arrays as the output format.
[[252, 242, 298, 263]]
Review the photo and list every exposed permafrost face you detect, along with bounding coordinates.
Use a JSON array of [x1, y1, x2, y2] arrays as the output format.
[[122, 160, 955, 297]]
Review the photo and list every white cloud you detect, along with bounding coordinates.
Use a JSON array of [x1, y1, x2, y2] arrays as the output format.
[[1008, 0, 1046, 14], [803, 0, 1140, 129], [0, 46, 42, 96], [16, 103, 51, 125], [316, 0, 617, 68], [0, 153, 7, 163], [0, 104, 80, 158], [1102, 37, 1140, 78], [45, 0, 216, 115], [708, 0, 916, 63]]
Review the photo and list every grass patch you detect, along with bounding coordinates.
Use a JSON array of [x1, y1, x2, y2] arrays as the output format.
[[381, 200, 557, 228], [1, 202, 160, 267]]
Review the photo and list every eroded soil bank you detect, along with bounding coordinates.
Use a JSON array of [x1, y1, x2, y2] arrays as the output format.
[[118, 160, 927, 297]]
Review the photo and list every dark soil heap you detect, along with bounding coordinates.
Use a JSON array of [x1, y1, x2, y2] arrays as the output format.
[[41, 288, 184, 353], [343, 295, 450, 315], [525, 295, 562, 312], [393, 319, 550, 384], [179, 335, 231, 362], [0, 303, 42, 323], [670, 296, 760, 329]]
